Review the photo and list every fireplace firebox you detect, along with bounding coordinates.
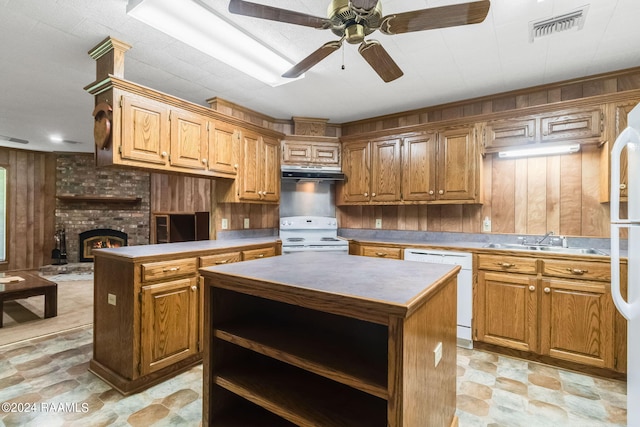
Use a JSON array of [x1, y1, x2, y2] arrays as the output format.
[[78, 229, 128, 262]]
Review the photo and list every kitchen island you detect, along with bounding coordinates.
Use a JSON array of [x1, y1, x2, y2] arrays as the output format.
[[200, 252, 460, 426]]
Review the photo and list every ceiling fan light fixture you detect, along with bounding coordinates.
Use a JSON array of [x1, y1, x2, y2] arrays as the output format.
[[127, 0, 300, 87]]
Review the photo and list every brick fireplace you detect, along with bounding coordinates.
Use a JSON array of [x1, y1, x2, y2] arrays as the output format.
[[55, 154, 150, 262]]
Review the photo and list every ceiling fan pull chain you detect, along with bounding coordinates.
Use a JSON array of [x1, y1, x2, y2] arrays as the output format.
[[341, 43, 346, 70]]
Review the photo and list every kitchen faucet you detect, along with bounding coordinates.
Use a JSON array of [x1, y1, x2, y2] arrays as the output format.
[[535, 231, 554, 245]]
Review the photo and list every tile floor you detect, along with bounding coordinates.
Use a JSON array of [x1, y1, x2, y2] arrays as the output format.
[[0, 326, 627, 426]]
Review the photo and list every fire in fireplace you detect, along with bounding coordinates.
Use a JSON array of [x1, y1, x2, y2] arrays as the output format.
[[78, 229, 128, 262]]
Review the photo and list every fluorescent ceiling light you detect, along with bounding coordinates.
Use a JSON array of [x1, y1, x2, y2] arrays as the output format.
[[127, 0, 300, 87], [498, 144, 580, 159]]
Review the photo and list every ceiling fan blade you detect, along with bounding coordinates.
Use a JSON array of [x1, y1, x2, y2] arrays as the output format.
[[358, 40, 403, 83], [229, 0, 331, 29], [380, 0, 490, 35], [283, 40, 343, 78]]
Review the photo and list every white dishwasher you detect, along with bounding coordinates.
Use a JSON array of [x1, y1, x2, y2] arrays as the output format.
[[404, 248, 473, 349]]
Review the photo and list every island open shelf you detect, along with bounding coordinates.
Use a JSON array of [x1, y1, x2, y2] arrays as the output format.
[[201, 252, 460, 426]]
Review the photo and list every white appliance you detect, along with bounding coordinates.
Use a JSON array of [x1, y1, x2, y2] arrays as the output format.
[[404, 248, 473, 349], [280, 216, 349, 254], [610, 103, 640, 427]]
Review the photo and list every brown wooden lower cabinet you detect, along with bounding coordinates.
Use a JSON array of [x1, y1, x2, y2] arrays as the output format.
[[89, 240, 280, 395], [475, 253, 626, 374]]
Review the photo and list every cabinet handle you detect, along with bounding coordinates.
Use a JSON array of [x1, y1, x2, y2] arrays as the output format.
[[372, 192, 376, 197], [544, 287, 551, 294], [567, 268, 588, 275], [234, 164, 239, 169], [438, 190, 444, 195], [202, 158, 208, 164], [529, 285, 536, 292], [191, 285, 197, 292], [364, 192, 368, 197], [161, 151, 168, 157], [497, 262, 515, 268], [162, 267, 180, 272], [375, 252, 387, 257], [258, 191, 263, 196], [257, 254, 265, 258], [215, 260, 229, 264], [620, 184, 627, 190], [429, 190, 434, 195]]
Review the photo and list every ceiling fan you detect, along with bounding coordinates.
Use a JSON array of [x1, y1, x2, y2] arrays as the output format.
[[228, 0, 490, 83]]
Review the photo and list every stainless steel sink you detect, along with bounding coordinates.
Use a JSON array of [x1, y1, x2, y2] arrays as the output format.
[[483, 243, 607, 255]]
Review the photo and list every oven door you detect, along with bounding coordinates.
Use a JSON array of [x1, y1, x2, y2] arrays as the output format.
[[282, 245, 349, 255]]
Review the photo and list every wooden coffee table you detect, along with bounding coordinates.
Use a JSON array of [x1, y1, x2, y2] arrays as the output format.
[[0, 270, 57, 328]]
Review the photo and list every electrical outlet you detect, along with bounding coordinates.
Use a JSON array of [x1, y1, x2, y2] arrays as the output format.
[[108, 293, 116, 306], [221, 218, 228, 230], [243, 218, 250, 229], [375, 218, 382, 229], [482, 216, 492, 232], [434, 342, 443, 367]]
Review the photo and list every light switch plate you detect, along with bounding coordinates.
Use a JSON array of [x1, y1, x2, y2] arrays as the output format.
[[243, 218, 250, 229], [108, 293, 116, 306], [221, 218, 228, 230], [375, 218, 382, 229]]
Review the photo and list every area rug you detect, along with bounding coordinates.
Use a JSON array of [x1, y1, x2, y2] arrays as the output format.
[[0, 274, 93, 347]]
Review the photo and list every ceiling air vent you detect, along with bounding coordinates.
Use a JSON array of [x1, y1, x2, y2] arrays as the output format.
[[529, 5, 589, 42]]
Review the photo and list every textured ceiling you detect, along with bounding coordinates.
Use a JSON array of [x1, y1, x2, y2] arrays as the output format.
[[0, 0, 639, 153]]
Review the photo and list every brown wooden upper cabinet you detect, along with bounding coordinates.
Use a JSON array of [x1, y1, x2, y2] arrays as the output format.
[[115, 92, 242, 179], [484, 106, 604, 154], [338, 125, 480, 205], [282, 137, 340, 168], [600, 101, 634, 203], [217, 129, 280, 204]]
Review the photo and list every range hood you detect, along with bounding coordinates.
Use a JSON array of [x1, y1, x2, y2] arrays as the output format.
[[281, 165, 345, 181]]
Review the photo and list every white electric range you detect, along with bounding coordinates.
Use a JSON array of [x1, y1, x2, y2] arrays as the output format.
[[279, 216, 349, 254]]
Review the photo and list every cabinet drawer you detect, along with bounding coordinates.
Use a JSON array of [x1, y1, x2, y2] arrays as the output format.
[[477, 254, 537, 274], [542, 259, 610, 282], [200, 252, 242, 268], [141, 258, 198, 282], [242, 247, 276, 261], [362, 246, 402, 260]]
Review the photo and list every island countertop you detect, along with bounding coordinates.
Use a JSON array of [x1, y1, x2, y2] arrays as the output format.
[[200, 252, 460, 323]]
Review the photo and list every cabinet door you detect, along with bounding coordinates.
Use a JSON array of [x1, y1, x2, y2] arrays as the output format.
[[340, 141, 370, 203], [402, 133, 437, 201], [371, 138, 401, 202], [540, 278, 614, 368], [282, 141, 312, 164], [437, 127, 477, 201], [140, 277, 199, 375], [540, 108, 603, 143], [120, 95, 169, 165], [614, 103, 633, 199], [152, 214, 169, 244], [260, 136, 280, 202], [238, 130, 261, 201], [312, 143, 340, 166], [208, 121, 239, 176], [169, 108, 208, 170], [485, 117, 536, 150], [476, 271, 538, 352]]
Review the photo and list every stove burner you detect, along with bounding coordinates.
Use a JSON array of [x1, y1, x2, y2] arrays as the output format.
[[286, 237, 305, 242], [321, 237, 339, 242]]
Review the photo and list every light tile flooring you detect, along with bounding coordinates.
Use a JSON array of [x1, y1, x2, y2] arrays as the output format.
[[0, 326, 627, 426]]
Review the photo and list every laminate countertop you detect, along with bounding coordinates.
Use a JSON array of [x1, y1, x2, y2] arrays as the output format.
[[92, 237, 280, 261], [200, 252, 460, 320]]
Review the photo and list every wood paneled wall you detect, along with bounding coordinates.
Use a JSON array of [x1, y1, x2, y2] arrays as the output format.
[[150, 173, 279, 232], [342, 67, 640, 135], [150, 173, 211, 213], [0, 148, 56, 270], [338, 144, 609, 237]]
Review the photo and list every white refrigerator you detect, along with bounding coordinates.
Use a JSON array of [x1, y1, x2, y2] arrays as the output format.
[[610, 103, 640, 427]]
